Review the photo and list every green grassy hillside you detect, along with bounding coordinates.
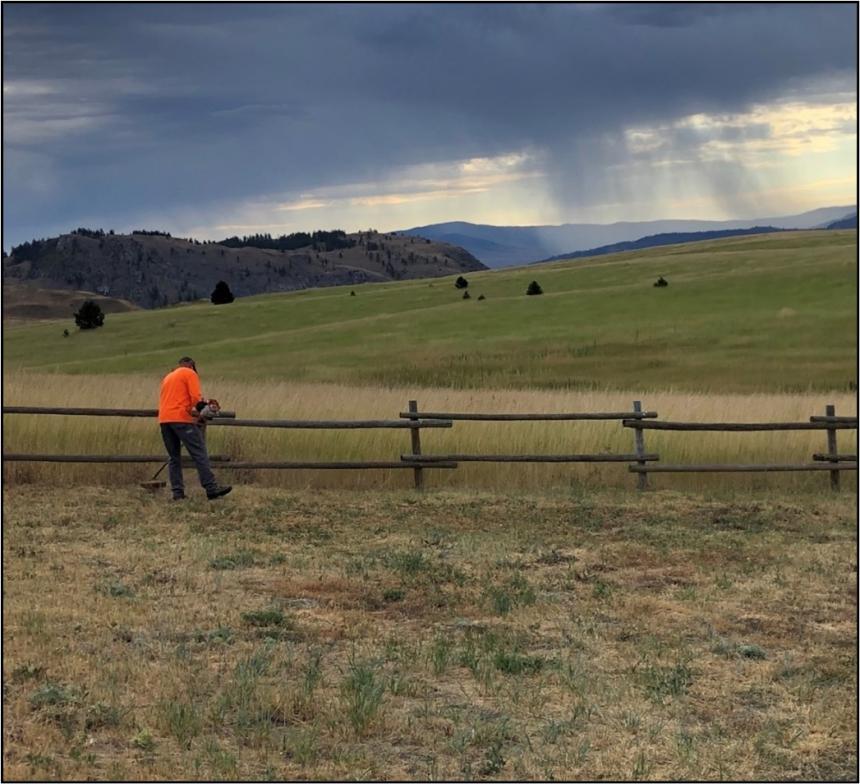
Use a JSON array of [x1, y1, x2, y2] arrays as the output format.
[[3, 230, 856, 393]]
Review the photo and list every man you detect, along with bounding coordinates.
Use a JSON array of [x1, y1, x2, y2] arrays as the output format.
[[158, 356, 232, 501]]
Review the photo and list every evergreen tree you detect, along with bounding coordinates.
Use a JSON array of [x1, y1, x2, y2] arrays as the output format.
[[74, 300, 105, 329], [526, 281, 543, 296], [454, 276, 469, 289], [211, 280, 235, 304]]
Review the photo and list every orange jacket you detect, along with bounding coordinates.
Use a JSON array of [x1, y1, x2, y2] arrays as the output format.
[[158, 367, 204, 424]]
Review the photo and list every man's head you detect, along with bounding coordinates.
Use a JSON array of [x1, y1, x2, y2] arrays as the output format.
[[178, 356, 197, 373]]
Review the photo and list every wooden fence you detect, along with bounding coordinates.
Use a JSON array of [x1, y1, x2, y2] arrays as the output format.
[[622, 404, 858, 490], [0, 403, 458, 486], [2, 401, 857, 491], [398, 400, 658, 490]]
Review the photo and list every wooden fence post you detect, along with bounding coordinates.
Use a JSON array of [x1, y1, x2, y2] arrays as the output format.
[[633, 400, 648, 490], [408, 400, 424, 490], [826, 404, 840, 491]]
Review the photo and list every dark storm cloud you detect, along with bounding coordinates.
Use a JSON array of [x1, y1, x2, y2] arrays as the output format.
[[3, 3, 856, 245]]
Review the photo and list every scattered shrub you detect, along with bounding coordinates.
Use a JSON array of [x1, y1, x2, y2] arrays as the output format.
[[96, 580, 134, 598], [29, 682, 74, 710], [241, 607, 287, 627], [131, 728, 156, 751], [85, 702, 123, 730], [737, 643, 767, 659], [454, 276, 469, 289], [638, 659, 693, 703], [493, 650, 545, 675], [341, 656, 385, 734], [210, 551, 257, 570], [485, 574, 536, 615], [526, 281, 543, 296], [382, 587, 405, 602], [12, 662, 46, 682]]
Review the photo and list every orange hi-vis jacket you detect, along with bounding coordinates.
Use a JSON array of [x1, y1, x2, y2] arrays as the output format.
[[158, 367, 204, 424]]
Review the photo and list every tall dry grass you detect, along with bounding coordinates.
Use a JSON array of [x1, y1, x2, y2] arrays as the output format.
[[3, 370, 857, 492]]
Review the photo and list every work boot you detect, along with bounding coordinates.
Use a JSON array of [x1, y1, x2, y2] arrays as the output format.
[[172, 493, 187, 501], [207, 485, 233, 501]]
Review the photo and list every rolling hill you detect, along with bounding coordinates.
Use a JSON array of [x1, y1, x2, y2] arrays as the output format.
[[403, 206, 856, 267], [1, 282, 139, 322], [2, 229, 486, 310], [3, 230, 855, 394]]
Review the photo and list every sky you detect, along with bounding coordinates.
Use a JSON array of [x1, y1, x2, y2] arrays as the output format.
[[2, 2, 857, 248]]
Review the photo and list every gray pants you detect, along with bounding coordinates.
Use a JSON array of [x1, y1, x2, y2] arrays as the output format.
[[160, 423, 218, 498]]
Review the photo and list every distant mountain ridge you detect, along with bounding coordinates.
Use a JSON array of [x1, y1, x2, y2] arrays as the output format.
[[402, 205, 856, 267], [533, 226, 788, 263], [824, 212, 858, 230], [2, 229, 486, 310]]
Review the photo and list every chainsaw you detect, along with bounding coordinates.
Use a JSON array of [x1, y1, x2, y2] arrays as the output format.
[[193, 398, 221, 421]]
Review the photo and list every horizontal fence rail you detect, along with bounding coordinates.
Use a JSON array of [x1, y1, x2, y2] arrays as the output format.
[[2, 406, 236, 418], [402, 453, 660, 463], [813, 453, 857, 462], [2, 454, 232, 463], [622, 420, 857, 431], [810, 415, 858, 424], [220, 461, 458, 470], [630, 463, 858, 473], [401, 410, 658, 421], [208, 418, 452, 429]]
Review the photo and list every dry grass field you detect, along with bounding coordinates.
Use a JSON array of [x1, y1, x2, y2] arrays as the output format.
[[2, 486, 856, 781], [3, 371, 857, 493]]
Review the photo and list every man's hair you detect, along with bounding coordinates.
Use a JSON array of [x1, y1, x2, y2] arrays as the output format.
[[178, 356, 197, 372]]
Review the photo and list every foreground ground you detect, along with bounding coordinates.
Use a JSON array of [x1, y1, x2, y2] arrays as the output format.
[[2, 487, 857, 780]]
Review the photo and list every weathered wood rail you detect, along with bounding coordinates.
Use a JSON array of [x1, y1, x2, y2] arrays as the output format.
[[629, 463, 858, 473], [208, 418, 450, 429], [402, 453, 660, 463], [220, 461, 457, 470], [2, 406, 237, 418], [622, 420, 856, 431], [398, 411, 658, 421], [2, 454, 232, 463]]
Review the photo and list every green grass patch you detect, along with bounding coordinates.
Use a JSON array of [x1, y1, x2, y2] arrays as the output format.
[[4, 231, 856, 393]]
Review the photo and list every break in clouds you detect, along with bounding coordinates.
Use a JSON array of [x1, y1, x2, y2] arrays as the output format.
[[3, 3, 857, 245]]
